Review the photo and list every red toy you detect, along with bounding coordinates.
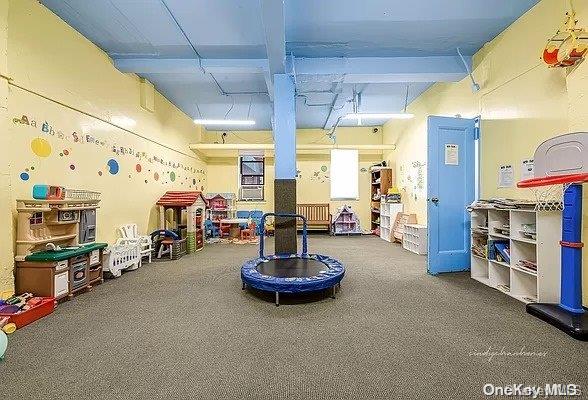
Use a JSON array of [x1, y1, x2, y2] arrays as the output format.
[[0, 296, 56, 330]]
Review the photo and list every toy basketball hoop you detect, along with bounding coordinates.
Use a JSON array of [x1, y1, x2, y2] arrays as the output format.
[[518, 173, 588, 211], [517, 132, 588, 341]]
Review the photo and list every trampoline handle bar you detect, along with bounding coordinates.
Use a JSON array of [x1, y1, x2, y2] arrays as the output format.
[[259, 213, 308, 258]]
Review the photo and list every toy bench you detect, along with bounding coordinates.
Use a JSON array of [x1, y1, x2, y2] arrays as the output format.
[[296, 203, 331, 232]]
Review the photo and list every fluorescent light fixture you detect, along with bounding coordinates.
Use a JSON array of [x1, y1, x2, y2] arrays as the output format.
[[194, 119, 255, 126], [343, 113, 414, 120]]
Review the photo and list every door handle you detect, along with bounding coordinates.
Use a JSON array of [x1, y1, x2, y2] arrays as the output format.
[[430, 197, 439, 204]]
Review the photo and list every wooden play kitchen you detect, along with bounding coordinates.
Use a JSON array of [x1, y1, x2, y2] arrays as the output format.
[[14, 187, 107, 301]]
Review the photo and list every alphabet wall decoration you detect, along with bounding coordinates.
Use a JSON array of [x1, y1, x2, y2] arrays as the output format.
[[13, 113, 207, 189]]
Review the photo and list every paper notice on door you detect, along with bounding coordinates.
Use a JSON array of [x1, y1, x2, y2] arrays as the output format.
[[498, 164, 514, 188], [445, 144, 459, 165], [521, 158, 534, 181]]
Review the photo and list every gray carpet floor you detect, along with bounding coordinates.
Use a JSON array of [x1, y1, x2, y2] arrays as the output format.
[[1, 235, 587, 400]]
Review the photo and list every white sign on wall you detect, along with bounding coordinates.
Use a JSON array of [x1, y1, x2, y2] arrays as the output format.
[[498, 164, 514, 188], [521, 158, 535, 181]]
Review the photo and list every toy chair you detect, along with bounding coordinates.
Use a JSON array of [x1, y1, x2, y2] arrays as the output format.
[[219, 221, 231, 238], [116, 223, 152, 264], [250, 210, 263, 235], [204, 219, 219, 238], [240, 222, 256, 241], [157, 238, 174, 260]]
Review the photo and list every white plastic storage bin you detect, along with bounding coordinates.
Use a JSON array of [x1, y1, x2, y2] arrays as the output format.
[[402, 224, 428, 255]]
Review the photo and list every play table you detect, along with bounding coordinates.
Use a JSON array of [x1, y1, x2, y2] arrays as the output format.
[[220, 218, 249, 239]]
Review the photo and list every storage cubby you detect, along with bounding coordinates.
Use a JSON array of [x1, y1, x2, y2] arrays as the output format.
[[471, 255, 489, 285], [511, 240, 537, 275], [471, 209, 488, 233], [511, 269, 538, 303], [379, 201, 402, 242], [470, 207, 561, 304], [489, 262, 510, 293], [488, 209, 510, 239], [510, 210, 537, 244], [402, 224, 427, 255]]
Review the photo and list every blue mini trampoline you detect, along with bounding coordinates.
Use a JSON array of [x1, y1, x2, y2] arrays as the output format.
[[241, 213, 345, 306]]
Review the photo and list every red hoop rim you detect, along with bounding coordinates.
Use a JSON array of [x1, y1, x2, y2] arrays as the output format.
[[517, 173, 588, 188]]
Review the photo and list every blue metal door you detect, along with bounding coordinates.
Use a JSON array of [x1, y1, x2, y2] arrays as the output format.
[[427, 116, 476, 274]]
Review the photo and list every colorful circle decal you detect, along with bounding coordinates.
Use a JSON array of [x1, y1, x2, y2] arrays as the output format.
[[170, 171, 176, 182], [20, 172, 29, 181], [321, 165, 328, 172], [98, 171, 103, 176], [107, 159, 119, 175], [154, 172, 159, 181], [63, 149, 69, 156], [135, 164, 142, 173], [31, 138, 52, 157], [69, 164, 75, 170]]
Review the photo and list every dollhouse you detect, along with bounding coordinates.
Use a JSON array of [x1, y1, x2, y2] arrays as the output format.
[[156, 191, 207, 253], [332, 205, 362, 235], [204, 193, 236, 221]]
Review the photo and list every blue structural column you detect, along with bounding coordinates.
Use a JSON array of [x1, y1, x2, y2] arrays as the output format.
[[560, 184, 585, 314], [273, 74, 297, 254]]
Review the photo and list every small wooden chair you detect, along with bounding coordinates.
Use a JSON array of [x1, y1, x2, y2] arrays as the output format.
[[219, 221, 231, 238], [240, 222, 256, 241]]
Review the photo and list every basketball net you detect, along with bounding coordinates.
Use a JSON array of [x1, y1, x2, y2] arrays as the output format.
[[527, 182, 573, 211]]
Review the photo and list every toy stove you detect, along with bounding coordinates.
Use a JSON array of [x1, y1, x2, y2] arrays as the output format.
[[70, 255, 88, 290]]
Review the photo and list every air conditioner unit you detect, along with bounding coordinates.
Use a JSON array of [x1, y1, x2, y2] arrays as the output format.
[[240, 186, 263, 201]]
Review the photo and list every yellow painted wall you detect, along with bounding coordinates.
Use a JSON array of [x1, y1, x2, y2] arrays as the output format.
[[383, 0, 569, 221], [0, 0, 12, 296], [204, 128, 385, 229], [0, 0, 206, 292], [383, 0, 587, 304]]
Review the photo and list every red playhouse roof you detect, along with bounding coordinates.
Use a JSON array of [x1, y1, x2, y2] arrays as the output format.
[[156, 191, 205, 207]]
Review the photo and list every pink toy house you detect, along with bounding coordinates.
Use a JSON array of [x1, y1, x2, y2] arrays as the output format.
[[204, 193, 236, 221]]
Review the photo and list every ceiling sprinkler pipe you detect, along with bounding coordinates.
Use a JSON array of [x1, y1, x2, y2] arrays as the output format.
[[456, 47, 481, 92]]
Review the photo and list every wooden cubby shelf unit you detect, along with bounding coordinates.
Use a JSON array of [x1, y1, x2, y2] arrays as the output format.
[[370, 167, 394, 237], [469, 207, 561, 304]]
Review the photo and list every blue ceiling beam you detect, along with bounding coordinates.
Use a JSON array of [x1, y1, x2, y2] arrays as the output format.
[[260, 0, 286, 75], [114, 58, 267, 74], [260, 0, 286, 100], [295, 56, 471, 83], [114, 56, 470, 83], [114, 58, 200, 74]]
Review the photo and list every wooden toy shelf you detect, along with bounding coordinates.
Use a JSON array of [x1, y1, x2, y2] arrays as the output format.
[[370, 167, 394, 238], [469, 207, 561, 304]]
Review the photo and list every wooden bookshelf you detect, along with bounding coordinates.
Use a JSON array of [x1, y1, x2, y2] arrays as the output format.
[[370, 167, 394, 235]]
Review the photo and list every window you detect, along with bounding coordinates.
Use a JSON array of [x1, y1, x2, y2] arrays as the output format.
[[330, 149, 359, 200], [239, 155, 264, 201], [29, 212, 43, 226]]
